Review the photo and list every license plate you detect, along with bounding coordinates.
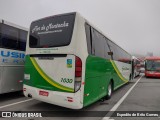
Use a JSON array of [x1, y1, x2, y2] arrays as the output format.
[[39, 90, 49, 96]]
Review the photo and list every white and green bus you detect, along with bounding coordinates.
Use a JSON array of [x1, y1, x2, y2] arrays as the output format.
[[23, 12, 132, 109]]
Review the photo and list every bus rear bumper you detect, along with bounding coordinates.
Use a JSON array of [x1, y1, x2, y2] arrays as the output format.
[[23, 84, 83, 109]]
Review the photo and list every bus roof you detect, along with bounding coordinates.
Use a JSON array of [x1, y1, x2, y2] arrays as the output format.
[[31, 12, 76, 24], [145, 57, 160, 60], [0, 19, 28, 31]]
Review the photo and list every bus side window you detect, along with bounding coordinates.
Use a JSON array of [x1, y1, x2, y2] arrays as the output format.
[[85, 23, 114, 60], [1, 24, 19, 50], [0, 24, 1, 46], [19, 30, 27, 51], [85, 23, 92, 54], [107, 41, 119, 61], [104, 38, 112, 60], [108, 40, 131, 64], [1, 34, 18, 50], [0, 24, 27, 51], [91, 28, 104, 58]]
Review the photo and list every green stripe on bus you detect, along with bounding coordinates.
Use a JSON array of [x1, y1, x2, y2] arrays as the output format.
[[30, 57, 74, 92], [110, 60, 129, 83]]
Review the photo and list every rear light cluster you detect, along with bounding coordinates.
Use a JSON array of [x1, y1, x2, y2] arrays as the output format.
[[67, 97, 73, 102], [23, 88, 26, 92], [75, 56, 82, 77], [74, 56, 82, 92]]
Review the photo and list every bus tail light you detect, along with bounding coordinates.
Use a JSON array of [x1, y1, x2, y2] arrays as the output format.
[[67, 97, 73, 102], [23, 88, 26, 92], [18, 80, 23, 83], [75, 56, 82, 92]]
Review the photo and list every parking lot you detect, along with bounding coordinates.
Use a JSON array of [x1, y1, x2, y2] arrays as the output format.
[[0, 74, 160, 120]]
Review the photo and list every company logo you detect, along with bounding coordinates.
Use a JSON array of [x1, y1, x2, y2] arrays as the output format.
[[0, 50, 25, 64], [122, 67, 130, 71], [67, 59, 72, 68], [1, 112, 42, 118], [32, 21, 69, 34], [0, 51, 25, 59], [2, 112, 11, 117]]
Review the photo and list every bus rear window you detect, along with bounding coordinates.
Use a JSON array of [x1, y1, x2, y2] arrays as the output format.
[[29, 13, 76, 48]]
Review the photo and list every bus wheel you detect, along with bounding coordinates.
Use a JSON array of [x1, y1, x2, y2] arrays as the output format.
[[105, 82, 113, 100]]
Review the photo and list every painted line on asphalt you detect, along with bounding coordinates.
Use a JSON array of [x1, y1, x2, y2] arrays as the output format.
[[102, 75, 143, 120], [0, 99, 33, 109]]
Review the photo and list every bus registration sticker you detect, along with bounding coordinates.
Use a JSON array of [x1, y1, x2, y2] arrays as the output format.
[[67, 59, 72, 68], [39, 90, 49, 97]]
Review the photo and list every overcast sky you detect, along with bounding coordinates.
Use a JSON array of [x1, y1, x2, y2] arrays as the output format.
[[0, 0, 160, 57]]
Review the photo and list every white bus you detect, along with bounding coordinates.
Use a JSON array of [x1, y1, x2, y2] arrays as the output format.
[[132, 56, 141, 78], [0, 19, 28, 94], [23, 12, 132, 109]]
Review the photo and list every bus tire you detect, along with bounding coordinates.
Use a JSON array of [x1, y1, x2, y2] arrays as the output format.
[[105, 81, 113, 100]]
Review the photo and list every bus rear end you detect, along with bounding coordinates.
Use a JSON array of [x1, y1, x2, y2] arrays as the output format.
[[23, 13, 86, 109], [145, 57, 160, 78]]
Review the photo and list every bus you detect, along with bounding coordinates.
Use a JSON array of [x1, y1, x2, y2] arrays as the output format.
[[145, 57, 160, 78], [0, 19, 28, 94], [23, 12, 132, 109], [132, 56, 141, 78]]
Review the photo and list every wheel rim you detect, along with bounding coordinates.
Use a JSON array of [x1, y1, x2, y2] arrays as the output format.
[[108, 84, 112, 96]]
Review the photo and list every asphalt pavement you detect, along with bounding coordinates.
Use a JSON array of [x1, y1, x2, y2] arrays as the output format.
[[0, 75, 160, 120]]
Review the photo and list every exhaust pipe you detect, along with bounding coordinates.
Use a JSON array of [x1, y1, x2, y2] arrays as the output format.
[[28, 94, 32, 98]]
